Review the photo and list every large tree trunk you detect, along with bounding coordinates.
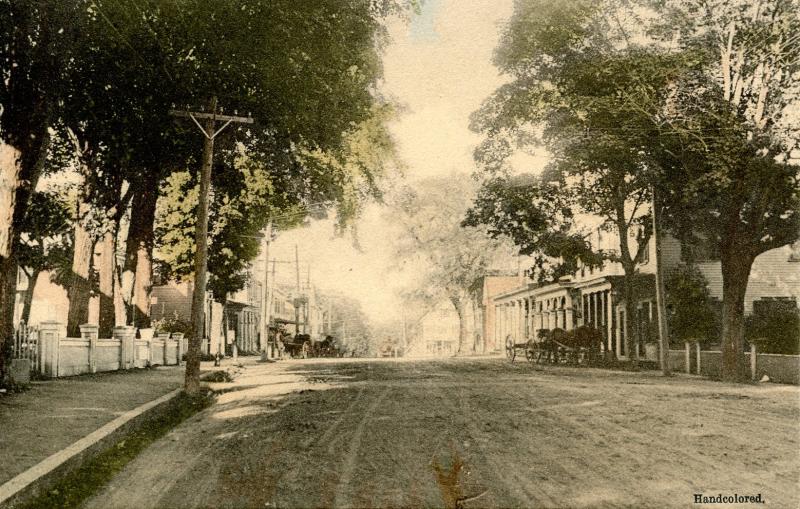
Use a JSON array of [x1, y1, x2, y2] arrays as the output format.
[[0, 130, 49, 380], [0, 257, 18, 380], [113, 265, 127, 329], [66, 204, 95, 338], [20, 267, 41, 325], [123, 183, 158, 327], [720, 249, 754, 382], [0, 144, 23, 379], [97, 231, 116, 338], [451, 295, 470, 355], [622, 267, 640, 370]]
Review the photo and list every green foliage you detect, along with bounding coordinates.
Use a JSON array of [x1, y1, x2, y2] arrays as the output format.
[[393, 176, 516, 301], [746, 302, 800, 355], [323, 291, 374, 357], [151, 312, 193, 339], [469, 0, 676, 285], [153, 172, 198, 281], [463, 175, 603, 282], [664, 264, 719, 346], [16, 190, 73, 284]]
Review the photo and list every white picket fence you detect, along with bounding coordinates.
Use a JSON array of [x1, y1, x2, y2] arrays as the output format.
[[10, 322, 187, 378], [12, 322, 40, 374]]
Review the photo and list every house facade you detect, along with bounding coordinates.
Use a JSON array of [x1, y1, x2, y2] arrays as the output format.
[[150, 280, 225, 355], [473, 274, 523, 353], [409, 301, 464, 357], [494, 228, 799, 361]]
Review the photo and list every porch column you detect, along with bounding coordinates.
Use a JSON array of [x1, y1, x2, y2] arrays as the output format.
[[594, 292, 600, 328], [501, 304, 507, 344], [544, 300, 551, 329], [503, 304, 509, 341], [494, 305, 500, 348], [565, 298, 574, 331], [520, 299, 526, 338], [522, 297, 533, 338], [512, 301, 518, 340], [605, 290, 613, 353], [581, 293, 589, 325]]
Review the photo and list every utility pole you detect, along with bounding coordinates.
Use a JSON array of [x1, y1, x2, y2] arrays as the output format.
[[294, 244, 301, 336], [260, 222, 272, 362], [401, 310, 407, 357], [170, 99, 253, 394], [327, 300, 332, 335], [652, 187, 672, 376]]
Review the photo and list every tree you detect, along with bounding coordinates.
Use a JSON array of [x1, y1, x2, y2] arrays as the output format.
[[1, 0, 411, 388], [15, 191, 73, 324], [0, 0, 87, 380], [464, 175, 602, 283], [154, 154, 305, 352], [392, 176, 516, 354], [469, 0, 680, 367], [647, 0, 800, 381]]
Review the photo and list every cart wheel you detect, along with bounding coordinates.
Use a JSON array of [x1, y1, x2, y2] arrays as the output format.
[[505, 337, 516, 362], [525, 339, 538, 364]]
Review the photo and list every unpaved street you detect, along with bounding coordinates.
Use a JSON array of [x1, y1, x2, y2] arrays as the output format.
[[86, 358, 799, 509]]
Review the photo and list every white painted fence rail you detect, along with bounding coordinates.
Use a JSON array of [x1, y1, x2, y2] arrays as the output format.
[[31, 322, 187, 378], [668, 343, 799, 384]]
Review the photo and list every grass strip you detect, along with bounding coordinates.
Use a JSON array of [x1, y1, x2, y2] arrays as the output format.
[[18, 389, 214, 509]]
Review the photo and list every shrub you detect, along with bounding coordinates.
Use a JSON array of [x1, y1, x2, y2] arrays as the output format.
[[665, 264, 720, 347], [746, 300, 800, 355], [151, 312, 193, 339]]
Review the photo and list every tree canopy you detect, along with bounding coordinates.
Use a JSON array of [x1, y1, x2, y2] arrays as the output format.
[[468, 0, 799, 375], [392, 176, 517, 354]]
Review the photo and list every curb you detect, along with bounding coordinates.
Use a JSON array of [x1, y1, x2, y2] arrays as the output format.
[[0, 370, 225, 508], [0, 388, 182, 508]]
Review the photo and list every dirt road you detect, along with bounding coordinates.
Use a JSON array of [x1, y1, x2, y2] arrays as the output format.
[[85, 358, 800, 508]]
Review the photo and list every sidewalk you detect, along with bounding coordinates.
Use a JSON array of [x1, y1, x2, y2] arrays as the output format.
[[0, 367, 185, 487], [0, 356, 260, 490]]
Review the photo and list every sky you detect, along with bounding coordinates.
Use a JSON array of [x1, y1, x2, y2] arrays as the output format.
[[268, 0, 523, 324]]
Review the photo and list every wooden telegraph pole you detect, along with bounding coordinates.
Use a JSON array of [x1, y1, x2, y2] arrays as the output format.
[[294, 244, 301, 336], [170, 98, 252, 394], [652, 187, 672, 376], [260, 222, 272, 361]]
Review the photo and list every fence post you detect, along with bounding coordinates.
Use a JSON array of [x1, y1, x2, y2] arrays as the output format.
[[695, 341, 701, 375], [80, 324, 99, 373], [113, 326, 136, 370], [38, 322, 61, 378], [684, 342, 691, 374], [149, 339, 155, 366], [171, 333, 185, 366], [750, 342, 757, 381]]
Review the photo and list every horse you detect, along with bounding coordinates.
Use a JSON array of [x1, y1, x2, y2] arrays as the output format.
[[543, 326, 603, 365]]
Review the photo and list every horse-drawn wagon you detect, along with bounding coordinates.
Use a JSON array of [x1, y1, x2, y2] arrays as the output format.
[[283, 333, 312, 358], [505, 326, 603, 365]]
